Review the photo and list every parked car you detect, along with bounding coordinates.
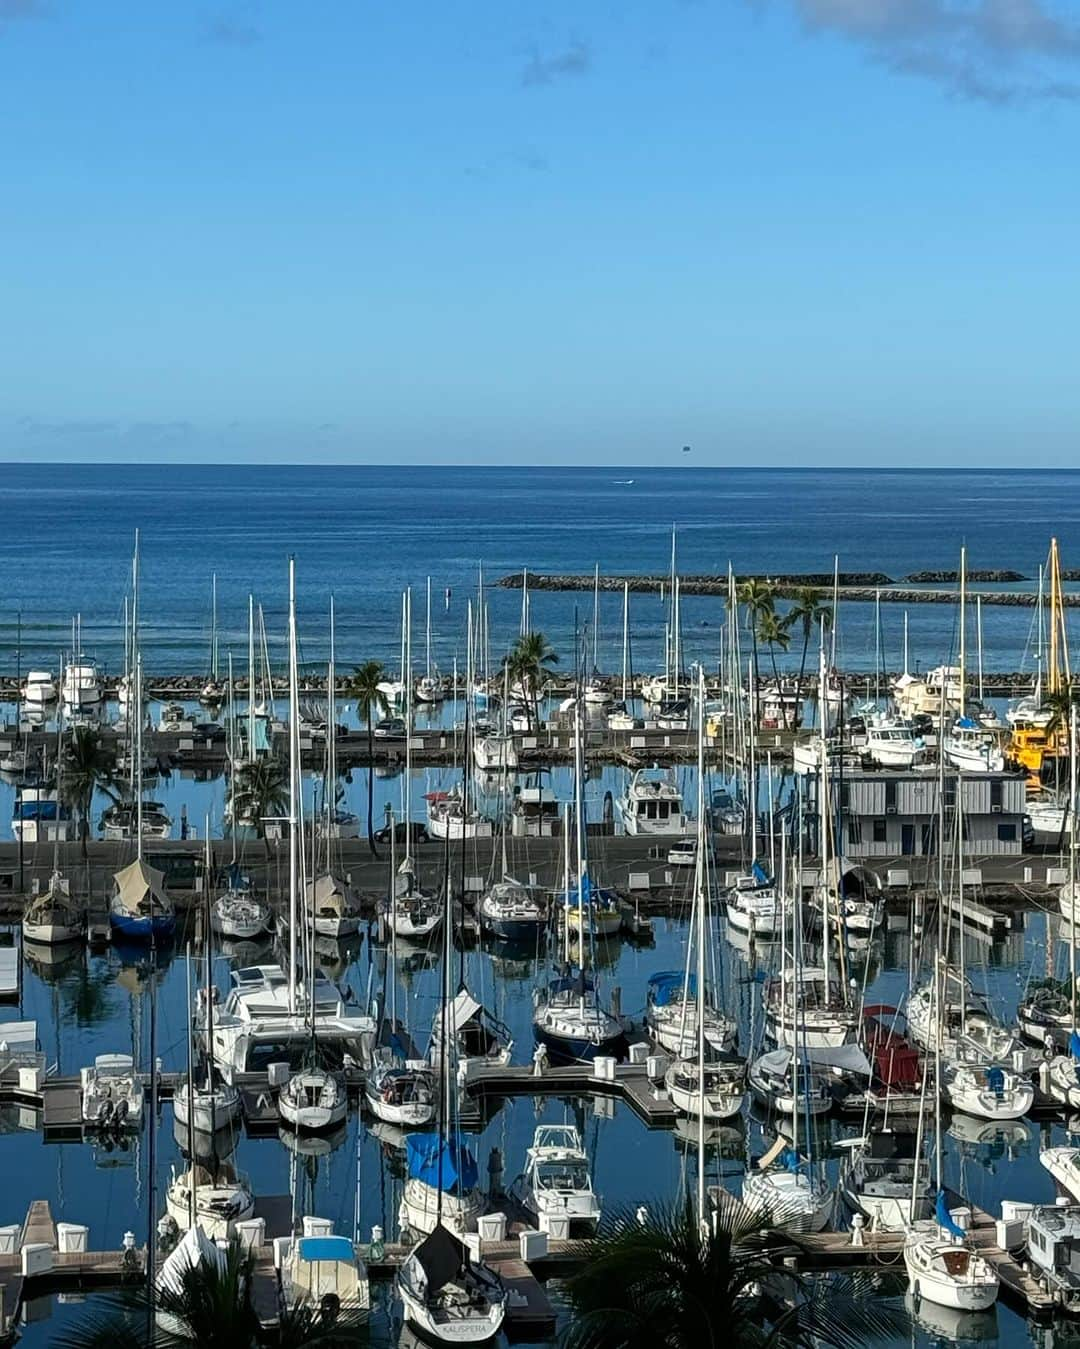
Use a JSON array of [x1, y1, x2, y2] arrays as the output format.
[[373, 717, 407, 739], [667, 838, 698, 867], [373, 822, 430, 846]]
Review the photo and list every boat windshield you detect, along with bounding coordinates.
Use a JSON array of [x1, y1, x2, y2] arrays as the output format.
[[536, 1161, 589, 1191]]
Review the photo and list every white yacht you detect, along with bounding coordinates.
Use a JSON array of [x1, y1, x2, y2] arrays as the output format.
[[306, 873, 362, 938], [173, 1074, 241, 1135], [206, 964, 375, 1079], [211, 885, 271, 941], [62, 657, 102, 709], [510, 1124, 601, 1234], [12, 784, 73, 844], [904, 1205, 999, 1311], [365, 1050, 437, 1127], [617, 767, 688, 836], [426, 788, 494, 841], [510, 785, 563, 838], [397, 1224, 505, 1344], [645, 970, 737, 1056], [401, 1134, 484, 1238], [941, 1061, 1033, 1121], [665, 1056, 745, 1120], [21, 671, 57, 707], [724, 869, 785, 937], [740, 1141, 831, 1234], [764, 967, 859, 1049], [942, 717, 1005, 773], [473, 734, 518, 773], [863, 715, 926, 769]]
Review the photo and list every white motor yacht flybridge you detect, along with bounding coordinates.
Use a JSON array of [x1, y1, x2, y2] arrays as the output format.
[[206, 561, 375, 1080]]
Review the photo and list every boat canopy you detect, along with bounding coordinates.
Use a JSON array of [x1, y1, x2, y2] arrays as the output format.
[[406, 1134, 479, 1195], [112, 859, 170, 916], [647, 971, 698, 1005], [557, 874, 617, 909], [298, 1235, 354, 1263], [757, 1043, 872, 1077], [306, 873, 351, 909]]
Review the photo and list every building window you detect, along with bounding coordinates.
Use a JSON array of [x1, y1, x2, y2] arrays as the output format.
[[885, 780, 897, 812], [997, 823, 1017, 843], [872, 818, 888, 844], [840, 784, 850, 811], [990, 779, 1003, 811], [848, 820, 862, 845]]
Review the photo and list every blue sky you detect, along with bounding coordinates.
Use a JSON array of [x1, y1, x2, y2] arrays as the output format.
[[2, 0, 1078, 466]]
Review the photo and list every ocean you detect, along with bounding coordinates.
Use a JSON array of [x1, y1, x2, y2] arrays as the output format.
[[5, 463, 1080, 1346]]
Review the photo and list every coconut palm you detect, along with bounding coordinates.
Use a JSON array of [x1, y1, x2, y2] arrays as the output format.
[[1043, 687, 1076, 740], [60, 724, 120, 858], [228, 756, 289, 842], [505, 632, 559, 729], [349, 660, 390, 857], [735, 579, 775, 709], [51, 1234, 368, 1347], [756, 609, 793, 728], [561, 1193, 904, 1349], [785, 587, 833, 730]]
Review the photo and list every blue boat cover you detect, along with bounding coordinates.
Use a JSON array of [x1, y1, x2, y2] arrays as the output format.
[[558, 874, 616, 910], [955, 717, 978, 729], [751, 861, 771, 887], [935, 1190, 966, 1239], [406, 1134, 479, 1195], [547, 972, 596, 997], [648, 971, 697, 1005], [298, 1236, 353, 1262], [780, 1147, 801, 1174], [1070, 1029, 1080, 1062]]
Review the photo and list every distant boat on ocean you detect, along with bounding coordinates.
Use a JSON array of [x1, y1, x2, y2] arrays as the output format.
[[613, 478, 635, 485]]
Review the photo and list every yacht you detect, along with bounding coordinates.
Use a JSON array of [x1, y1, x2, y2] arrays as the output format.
[[173, 1072, 241, 1135], [532, 971, 625, 1063], [397, 1224, 505, 1344], [839, 1128, 933, 1231], [665, 1055, 745, 1120], [22, 872, 82, 945], [473, 734, 518, 773], [645, 970, 737, 1056], [942, 717, 1005, 773], [740, 1140, 832, 1234], [109, 858, 176, 943], [12, 784, 73, 844], [100, 800, 172, 842], [510, 1124, 601, 1234], [747, 1048, 834, 1117], [21, 671, 57, 707], [164, 1161, 255, 1240], [278, 1067, 348, 1132], [428, 988, 513, 1073], [863, 715, 926, 769], [724, 867, 785, 938], [617, 767, 688, 836], [62, 657, 102, 710], [510, 784, 563, 838], [426, 788, 494, 841], [365, 1049, 437, 1127], [1026, 1203, 1080, 1313], [558, 878, 622, 940], [904, 1201, 999, 1311], [941, 1061, 1033, 1121], [206, 963, 375, 1079], [211, 881, 272, 942]]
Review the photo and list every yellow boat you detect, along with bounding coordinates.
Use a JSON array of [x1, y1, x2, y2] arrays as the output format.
[[1007, 537, 1070, 778]]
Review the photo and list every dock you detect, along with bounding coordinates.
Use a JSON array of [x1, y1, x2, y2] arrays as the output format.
[[461, 1060, 678, 1128]]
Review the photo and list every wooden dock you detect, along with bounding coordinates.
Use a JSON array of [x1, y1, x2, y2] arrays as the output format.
[[461, 1060, 677, 1128]]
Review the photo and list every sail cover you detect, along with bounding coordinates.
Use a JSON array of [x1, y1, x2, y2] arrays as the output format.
[[112, 859, 169, 916], [406, 1134, 479, 1195]]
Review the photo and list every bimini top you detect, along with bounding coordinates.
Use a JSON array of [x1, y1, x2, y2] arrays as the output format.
[[406, 1133, 479, 1195], [648, 972, 698, 1006], [298, 1235, 354, 1263], [112, 859, 170, 916]]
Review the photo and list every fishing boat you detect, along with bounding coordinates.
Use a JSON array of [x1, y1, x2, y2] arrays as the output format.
[[397, 1223, 505, 1344], [510, 1124, 601, 1234], [278, 1066, 348, 1132], [280, 1229, 370, 1324], [904, 1194, 999, 1311], [22, 872, 82, 945], [109, 858, 176, 943], [616, 767, 688, 836], [81, 1052, 143, 1130]]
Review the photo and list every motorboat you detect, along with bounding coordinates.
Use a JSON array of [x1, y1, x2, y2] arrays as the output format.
[[510, 1124, 601, 1234], [665, 1055, 745, 1120], [401, 1134, 484, 1238], [365, 1049, 437, 1127], [81, 1052, 143, 1130], [764, 967, 859, 1049], [21, 670, 57, 706], [606, 702, 636, 731], [426, 788, 494, 841], [1029, 793, 1069, 838], [904, 1198, 999, 1311], [617, 767, 688, 836], [1040, 1145, 1080, 1202], [207, 963, 375, 1079], [109, 858, 176, 943], [645, 970, 737, 1056], [942, 718, 1005, 773], [709, 787, 745, 836], [306, 873, 362, 938], [532, 971, 625, 1064], [428, 988, 513, 1072], [278, 1067, 348, 1132], [1025, 1202, 1080, 1314], [22, 872, 82, 944], [863, 714, 926, 769], [280, 1228, 370, 1324], [157, 702, 196, 732], [397, 1224, 505, 1344], [62, 657, 102, 709], [478, 877, 547, 942], [640, 674, 669, 704], [164, 1161, 255, 1240], [839, 1128, 932, 1231], [100, 800, 173, 841]]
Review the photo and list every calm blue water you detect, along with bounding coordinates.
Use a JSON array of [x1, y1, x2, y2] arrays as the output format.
[[2, 463, 1078, 679], [5, 465, 1080, 1345]]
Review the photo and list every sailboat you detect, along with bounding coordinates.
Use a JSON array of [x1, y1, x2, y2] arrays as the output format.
[[201, 573, 225, 703], [174, 915, 242, 1135], [397, 1223, 506, 1344]]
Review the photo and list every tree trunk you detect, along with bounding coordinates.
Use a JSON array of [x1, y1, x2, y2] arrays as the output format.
[[367, 720, 378, 857], [795, 625, 810, 730]]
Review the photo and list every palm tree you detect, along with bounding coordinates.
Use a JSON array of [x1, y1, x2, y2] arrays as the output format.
[[505, 632, 559, 729], [756, 609, 793, 728], [1043, 687, 1076, 740], [561, 1193, 904, 1349], [60, 725, 119, 858], [785, 587, 833, 730], [735, 579, 775, 714], [229, 756, 289, 843], [350, 660, 389, 857], [52, 1235, 367, 1347]]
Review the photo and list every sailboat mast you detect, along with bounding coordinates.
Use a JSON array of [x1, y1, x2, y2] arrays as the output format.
[[211, 572, 219, 682], [958, 545, 966, 719], [287, 559, 299, 1014], [328, 595, 336, 849], [1071, 704, 1078, 1028], [135, 653, 143, 861], [592, 564, 600, 675], [425, 576, 432, 681], [977, 595, 984, 705], [521, 567, 529, 637], [695, 666, 707, 1226], [621, 582, 629, 704], [247, 595, 255, 761]]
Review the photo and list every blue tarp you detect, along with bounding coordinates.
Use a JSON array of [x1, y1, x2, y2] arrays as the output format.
[[1070, 1030, 1080, 1062], [780, 1148, 801, 1174], [648, 971, 697, 1006], [935, 1190, 966, 1239], [406, 1134, 479, 1195], [558, 874, 617, 910], [751, 861, 771, 887], [298, 1236, 354, 1262]]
